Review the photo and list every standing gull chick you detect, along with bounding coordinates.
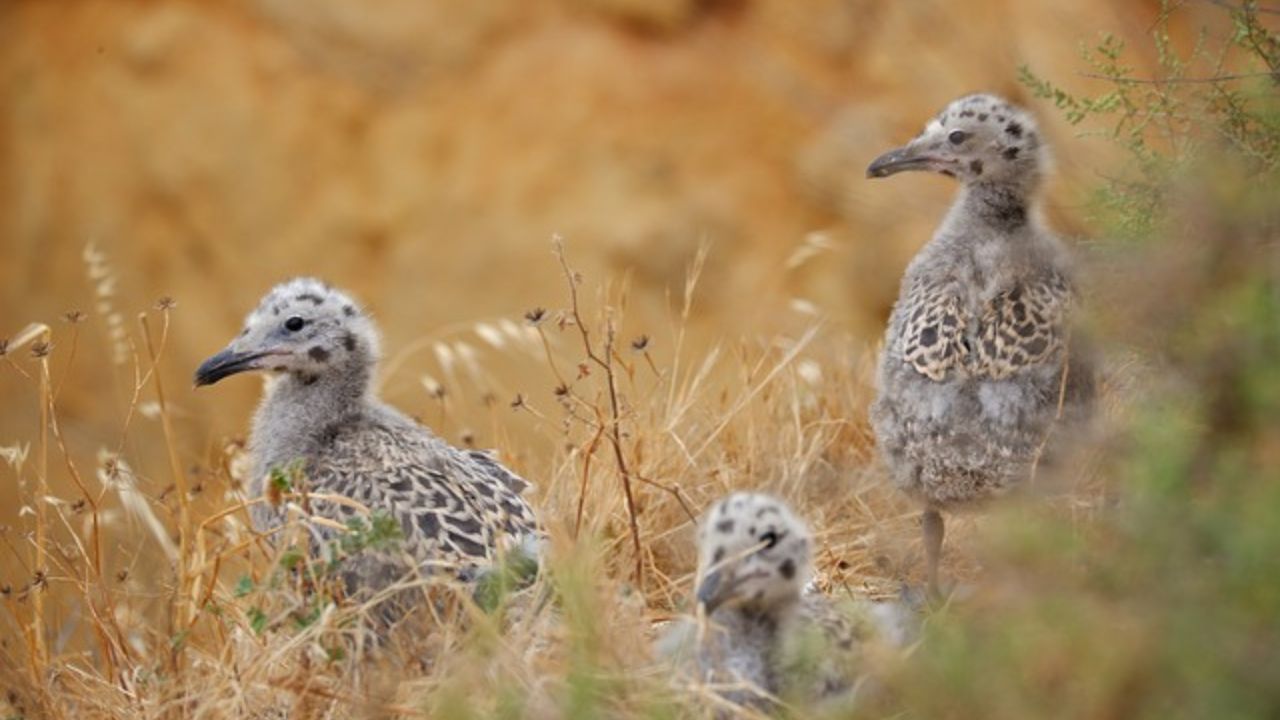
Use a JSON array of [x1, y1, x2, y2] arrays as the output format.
[[195, 278, 540, 603], [658, 493, 907, 714], [866, 94, 1094, 593]]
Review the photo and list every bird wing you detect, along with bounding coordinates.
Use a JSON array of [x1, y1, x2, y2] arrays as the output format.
[[896, 278, 971, 381], [311, 423, 539, 574], [466, 448, 532, 495], [973, 272, 1073, 379]]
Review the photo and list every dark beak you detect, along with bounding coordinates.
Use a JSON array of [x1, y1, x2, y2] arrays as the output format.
[[194, 348, 275, 387], [866, 143, 946, 178], [696, 568, 731, 615]]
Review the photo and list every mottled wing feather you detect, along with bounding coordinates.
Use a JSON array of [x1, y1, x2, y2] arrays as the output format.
[[466, 448, 531, 495], [898, 279, 969, 381], [307, 424, 539, 578], [974, 272, 1072, 379]]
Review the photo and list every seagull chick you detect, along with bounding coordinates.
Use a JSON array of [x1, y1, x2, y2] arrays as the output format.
[[658, 492, 906, 715], [195, 278, 540, 606], [867, 93, 1095, 594]]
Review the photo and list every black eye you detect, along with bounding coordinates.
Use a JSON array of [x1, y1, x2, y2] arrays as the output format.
[[948, 130, 969, 145], [759, 531, 779, 550], [284, 316, 305, 332]]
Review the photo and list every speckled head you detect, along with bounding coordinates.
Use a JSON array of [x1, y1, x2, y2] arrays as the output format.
[[194, 277, 381, 387], [867, 93, 1046, 187], [694, 492, 813, 615]]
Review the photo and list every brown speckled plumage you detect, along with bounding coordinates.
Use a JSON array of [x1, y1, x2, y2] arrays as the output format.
[[196, 278, 540, 602], [867, 94, 1095, 590]]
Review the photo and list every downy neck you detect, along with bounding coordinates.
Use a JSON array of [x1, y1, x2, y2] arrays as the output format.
[[250, 357, 373, 477], [955, 179, 1037, 231]]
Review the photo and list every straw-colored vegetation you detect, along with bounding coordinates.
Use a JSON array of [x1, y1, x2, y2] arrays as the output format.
[[3, 2, 1279, 719]]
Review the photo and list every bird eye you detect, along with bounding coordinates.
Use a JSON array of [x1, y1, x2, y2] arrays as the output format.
[[948, 129, 969, 145], [284, 316, 305, 332], [759, 531, 779, 550]]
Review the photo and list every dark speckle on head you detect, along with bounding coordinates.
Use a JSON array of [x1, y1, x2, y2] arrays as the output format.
[[713, 547, 725, 563], [1003, 146, 1021, 160], [970, 159, 984, 176], [309, 346, 330, 362], [342, 332, 357, 352], [716, 519, 735, 534], [996, 115, 1006, 122], [779, 558, 796, 580], [300, 374, 319, 385], [297, 293, 325, 305], [978, 113, 988, 121], [1006, 122, 1023, 138], [343, 305, 355, 317]]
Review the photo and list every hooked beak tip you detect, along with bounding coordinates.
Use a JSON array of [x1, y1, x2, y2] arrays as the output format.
[[696, 568, 728, 615], [866, 145, 942, 179], [194, 348, 274, 387]]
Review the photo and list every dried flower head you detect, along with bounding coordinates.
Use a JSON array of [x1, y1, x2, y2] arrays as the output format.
[[156, 296, 178, 311], [0, 338, 8, 357], [63, 310, 87, 324], [510, 393, 526, 409], [524, 307, 547, 325], [630, 335, 650, 352], [29, 342, 52, 359]]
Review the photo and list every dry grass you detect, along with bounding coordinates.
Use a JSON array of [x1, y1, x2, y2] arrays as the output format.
[[0, 237, 969, 719]]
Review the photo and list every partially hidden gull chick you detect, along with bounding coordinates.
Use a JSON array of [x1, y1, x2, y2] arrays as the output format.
[[195, 277, 540, 608], [866, 93, 1095, 594], [657, 492, 910, 716]]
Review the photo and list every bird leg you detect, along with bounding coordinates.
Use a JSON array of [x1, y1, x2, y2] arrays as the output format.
[[922, 507, 945, 598]]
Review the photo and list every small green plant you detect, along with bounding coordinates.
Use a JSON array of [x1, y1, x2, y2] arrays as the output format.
[[1020, 0, 1280, 239]]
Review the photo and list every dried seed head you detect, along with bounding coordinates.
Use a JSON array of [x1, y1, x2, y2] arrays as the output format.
[[0, 338, 8, 357], [63, 310, 87, 324], [630, 335, 650, 352], [524, 307, 547, 325], [156, 296, 178, 311], [510, 393, 525, 409], [460, 430, 475, 448], [553, 383, 569, 397], [29, 342, 52, 359]]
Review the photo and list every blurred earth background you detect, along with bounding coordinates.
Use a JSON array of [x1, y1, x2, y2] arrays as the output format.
[[4, 2, 1274, 716], [0, 0, 1204, 469]]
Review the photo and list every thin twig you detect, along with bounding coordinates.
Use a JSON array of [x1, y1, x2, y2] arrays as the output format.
[[139, 310, 193, 640], [553, 236, 645, 587], [1079, 70, 1277, 84]]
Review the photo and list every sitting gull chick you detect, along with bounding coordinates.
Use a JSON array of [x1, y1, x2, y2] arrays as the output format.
[[658, 493, 906, 715], [866, 93, 1094, 594], [195, 278, 540, 605]]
